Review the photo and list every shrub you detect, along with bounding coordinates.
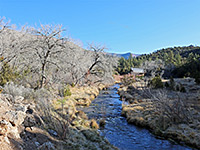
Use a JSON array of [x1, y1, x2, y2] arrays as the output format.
[[121, 75, 135, 86], [136, 75, 144, 80], [71, 82, 75, 87], [57, 98, 67, 116], [33, 88, 52, 101], [99, 119, 106, 128], [37, 98, 70, 140], [0, 60, 19, 86], [169, 76, 175, 90], [194, 74, 200, 84], [165, 82, 169, 88], [150, 89, 192, 129], [3, 82, 34, 100], [90, 119, 99, 129], [149, 76, 163, 89], [75, 111, 88, 120], [180, 86, 186, 93], [0, 87, 3, 94], [64, 86, 71, 97], [176, 85, 180, 91], [58, 85, 72, 97]]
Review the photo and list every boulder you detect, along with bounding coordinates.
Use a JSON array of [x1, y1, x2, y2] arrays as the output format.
[[4, 110, 26, 126], [0, 120, 9, 135], [23, 114, 42, 130], [0, 119, 20, 139], [0, 94, 12, 106]]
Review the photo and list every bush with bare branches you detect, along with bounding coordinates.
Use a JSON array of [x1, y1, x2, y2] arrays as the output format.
[[149, 89, 193, 129]]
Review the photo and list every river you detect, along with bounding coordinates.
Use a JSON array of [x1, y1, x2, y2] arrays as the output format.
[[79, 84, 194, 150]]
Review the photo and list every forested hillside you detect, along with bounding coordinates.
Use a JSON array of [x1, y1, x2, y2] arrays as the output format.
[[116, 45, 200, 82]]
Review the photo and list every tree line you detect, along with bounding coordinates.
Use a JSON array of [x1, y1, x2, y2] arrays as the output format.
[[0, 17, 118, 89], [116, 45, 200, 82]]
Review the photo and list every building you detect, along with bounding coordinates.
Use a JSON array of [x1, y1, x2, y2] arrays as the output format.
[[131, 68, 145, 76]]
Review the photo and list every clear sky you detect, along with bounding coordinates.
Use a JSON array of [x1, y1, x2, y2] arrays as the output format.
[[0, 0, 200, 54]]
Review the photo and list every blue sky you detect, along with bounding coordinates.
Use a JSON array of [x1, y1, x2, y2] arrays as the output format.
[[0, 0, 200, 54]]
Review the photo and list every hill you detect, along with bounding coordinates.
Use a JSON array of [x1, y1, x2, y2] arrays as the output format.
[[116, 45, 200, 79], [138, 45, 200, 61]]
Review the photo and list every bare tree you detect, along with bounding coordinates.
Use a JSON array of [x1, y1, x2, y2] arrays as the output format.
[[74, 44, 117, 85], [0, 17, 10, 33], [21, 24, 67, 89], [140, 59, 165, 78], [0, 20, 118, 88]]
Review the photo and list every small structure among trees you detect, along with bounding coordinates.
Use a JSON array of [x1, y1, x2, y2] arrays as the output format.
[[131, 68, 144, 76]]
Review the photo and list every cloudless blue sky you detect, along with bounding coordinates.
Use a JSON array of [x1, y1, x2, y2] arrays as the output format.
[[1, 0, 200, 54]]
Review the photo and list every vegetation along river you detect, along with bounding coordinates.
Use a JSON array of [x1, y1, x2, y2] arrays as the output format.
[[79, 84, 194, 150]]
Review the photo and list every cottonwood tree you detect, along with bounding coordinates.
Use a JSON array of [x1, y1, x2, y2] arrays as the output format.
[[73, 44, 105, 85], [0, 18, 30, 86], [75, 44, 118, 85], [1, 20, 118, 88], [0, 17, 10, 60], [141, 59, 165, 78], [19, 24, 68, 89], [0, 17, 30, 65]]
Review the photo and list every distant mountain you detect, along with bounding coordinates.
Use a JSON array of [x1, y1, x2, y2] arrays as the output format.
[[108, 52, 140, 59]]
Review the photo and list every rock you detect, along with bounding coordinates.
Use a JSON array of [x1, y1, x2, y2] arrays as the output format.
[[35, 141, 40, 147], [4, 110, 26, 126], [37, 141, 55, 150], [48, 129, 58, 137], [102, 87, 107, 90], [23, 114, 42, 130], [14, 104, 28, 112], [0, 119, 21, 139], [0, 94, 12, 106], [2, 94, 13, 102], [7, 125, 20, 139], [0, 120, 9, 135], [103, 91, 109, 94], [26, 105, 34, 114], [99, 119, 106, 128], [4, 136, 10, 144], [14, 96, 24, 103]]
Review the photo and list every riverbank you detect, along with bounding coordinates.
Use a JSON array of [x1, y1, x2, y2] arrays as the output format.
[[80, 84, 194, 150], [0, 83, 117, 150], [118, 80, 200, 149]]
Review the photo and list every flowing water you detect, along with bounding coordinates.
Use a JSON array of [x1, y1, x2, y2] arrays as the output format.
[[79, 84, 194, 150]]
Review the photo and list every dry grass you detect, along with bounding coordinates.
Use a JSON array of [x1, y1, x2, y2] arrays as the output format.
[[90, 119, 99, 129]]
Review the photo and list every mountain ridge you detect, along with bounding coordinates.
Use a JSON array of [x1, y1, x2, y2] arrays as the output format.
[[108, 52, 140, 59]]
